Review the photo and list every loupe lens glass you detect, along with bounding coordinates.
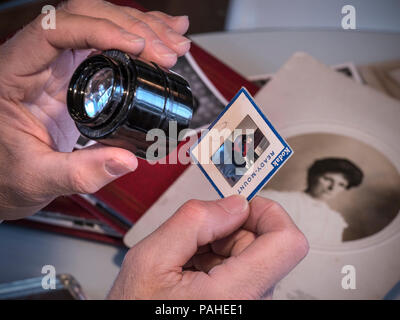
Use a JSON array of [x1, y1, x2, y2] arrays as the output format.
[[84, 68, 114, 118]]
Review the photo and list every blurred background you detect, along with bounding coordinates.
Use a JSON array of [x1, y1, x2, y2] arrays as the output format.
[[1, 0, 400, 39]]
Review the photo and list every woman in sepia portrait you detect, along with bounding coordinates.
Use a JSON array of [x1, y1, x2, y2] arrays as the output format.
[[260, 158, 363, 245]]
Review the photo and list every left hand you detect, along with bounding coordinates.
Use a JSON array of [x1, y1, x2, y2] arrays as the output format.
[[0, 0, 191, 220]]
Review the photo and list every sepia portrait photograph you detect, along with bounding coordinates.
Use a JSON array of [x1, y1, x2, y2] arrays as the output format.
[[260, 133, 400, 246]]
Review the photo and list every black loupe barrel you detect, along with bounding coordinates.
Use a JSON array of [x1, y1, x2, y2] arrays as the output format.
[[67, 49, 194, 159]]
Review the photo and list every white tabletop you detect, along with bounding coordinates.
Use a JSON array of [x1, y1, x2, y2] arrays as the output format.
[[1, 28, 399, 300]]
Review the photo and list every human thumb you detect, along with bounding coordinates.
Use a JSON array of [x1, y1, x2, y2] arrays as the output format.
[[109, 197, 248, 299], [42, 144, 138, 196]]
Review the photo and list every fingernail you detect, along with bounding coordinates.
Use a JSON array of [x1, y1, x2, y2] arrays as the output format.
[[105, 158, 137, 177], [173, 15, 189, 22], [120, 29, 145, 43], [217, 195, 248, 214], [166, 29, 191, 47], [152, 39, 177, 57]]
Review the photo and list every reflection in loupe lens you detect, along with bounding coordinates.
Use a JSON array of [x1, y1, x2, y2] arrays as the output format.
[[84, 68, 114, 118]]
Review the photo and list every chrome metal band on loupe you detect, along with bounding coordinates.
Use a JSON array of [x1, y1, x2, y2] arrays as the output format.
[[67, 49, 194, 159]]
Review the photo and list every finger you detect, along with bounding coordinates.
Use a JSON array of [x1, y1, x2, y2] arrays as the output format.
[[46, 10, 145, 53], [133, 195, 250, 270], [195, 244, 212, 255], [40, 144, 138, 196], [147, 11, 190, 34], [3, 9, 145, 76], [192, 252, 225, 273], [185, 230, 254, 270], [242, 196, 298, 234], [121, 7, 191, 56], [211, 229, 256, 257], [65, 0, 183, 68], [208, 196, 309, 299], [182, 244, 211, 269]]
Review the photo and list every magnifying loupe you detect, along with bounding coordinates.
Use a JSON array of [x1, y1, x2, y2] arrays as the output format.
[[67, 49, 194, 159]]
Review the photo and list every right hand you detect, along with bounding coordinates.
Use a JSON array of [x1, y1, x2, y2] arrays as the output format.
[[108, 196, 309, 299]]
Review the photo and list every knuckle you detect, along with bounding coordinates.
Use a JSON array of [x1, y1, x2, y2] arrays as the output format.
[[267, 199, 285, 212], [126, 17, 150, 33], [87, 18, 115, 43], [64, 0, 100, 12], [180, 199, 209, 220], [147, 10, 163, 17], [96, 17, 115, 30], [294, 230, 310, 258], [259, 198, 291, 220], [284, 228, 310, 259], [85, 32, 99, 47], [122, 6, 140, 15], [100, 0, 115, 7], [143, 13, 164, 26], [63, 0, 78, 12], [256, 197, 286, 215]]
